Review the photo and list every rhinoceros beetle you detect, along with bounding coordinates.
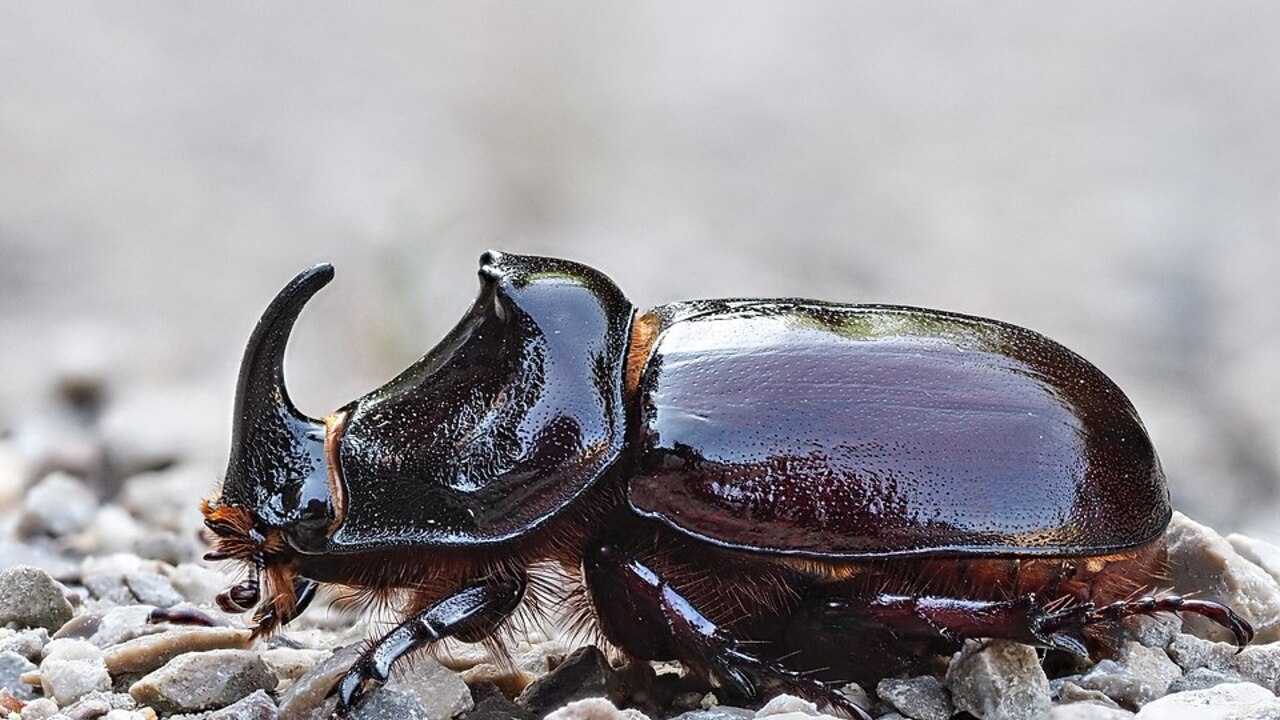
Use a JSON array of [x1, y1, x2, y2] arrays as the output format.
[[203, 251, 1253, 719]]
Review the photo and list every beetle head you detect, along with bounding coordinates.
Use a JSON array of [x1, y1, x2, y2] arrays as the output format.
[[203, 264, 338, 629]]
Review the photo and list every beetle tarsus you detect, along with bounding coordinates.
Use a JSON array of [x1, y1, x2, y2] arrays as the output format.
[[1036, 593, 1255, 650]]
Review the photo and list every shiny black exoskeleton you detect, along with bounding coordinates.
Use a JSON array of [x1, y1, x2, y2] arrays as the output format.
[[204, 251, 1253, 720]]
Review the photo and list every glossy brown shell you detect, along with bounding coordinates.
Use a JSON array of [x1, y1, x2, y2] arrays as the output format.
[[328, 252, 633, 550], [627, 300, 1170, 559]]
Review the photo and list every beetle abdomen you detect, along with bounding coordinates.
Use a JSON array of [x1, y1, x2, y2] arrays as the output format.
[[627, 300, 1170, 558]]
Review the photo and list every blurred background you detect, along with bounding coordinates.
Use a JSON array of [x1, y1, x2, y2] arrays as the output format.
[[1, 2, 1277, 539]]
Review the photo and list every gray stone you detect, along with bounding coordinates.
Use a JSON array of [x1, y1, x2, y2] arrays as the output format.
[[0, 628, 50, 661], [464, 682, 537, 720], [66, 505, 145, 557], [17, 471, 99, 538], [80, 555, 163, 605], [114, 464, 218, 533], [752, 694, 843, 717], [0, 650, 37, 699], [129, 649, 276, 714], [876, 676, 952, 720], [1134, 682, 1280, 719], [54, 605, 160, 648], [1117, 615, 1182, 650], [945, 640, 1051, 720], [166, 564, 228, 606], [1165, 513, 1280, 644], [171, 689, 279, 720], [0, 542, 78, 579], [1042, 706, 1135, 719], [123, 571, 183, 608], [0, 566, 74, 632], [1168, 667, 1245, 693], [19, 697, 59, 720], [1228, 534, 1280, 585], [37, 638, 112, 705], [258, 647, 330, 692], [1076, 641, 1183, 708], [518, 646, 622, 718], [1166, 633, 1280, 693], [277, 643, 472, 720], [62, 691, 136, 720], [1055, 680, 1124, 708]]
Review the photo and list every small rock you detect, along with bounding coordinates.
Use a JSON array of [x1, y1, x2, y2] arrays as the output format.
[[20, 697, 59, 720], [63, 605, 160, 648], [667, 709, 754, 720], [0, 650, 37, 699], [115, 465, 219, 527], [544, 698, 651, 720], [945, 640, 1051, 720], [838, 683, 872, 713], [1042, 706, 1135, 719], [1076, 641, 1183, 708], [1168, 668, 1245, 693], [1167, 633, 1280, 693], [876, 676, 952, 720], [752, 695, 843, 718], [129, 649, 275, 714], [460, 661, 535, 698], [0, 627, 50, 661], [0, 566, 74, 631], [1134, 681, 1280, 719], [0, 541, 79, 578], [131, 529, 196, 566], [1117, 615, 1182, 650], [38, 638, 112, 705], [62, 690, 136, 720], [67, 505, 145, 556], [1165, 512, 1280, 643], [464, 682, 536, 720], [17, 471, 99, 538], [276, 643, 471, 720], [123, 571, 183, 608], [518, 646, 622, 718], [171, 689, 278, 720], [258, 647, 330, 693], [1228, 534, 1280, 585], [166, 564, 228, 606], [277, 645, 356, 720], [104, 627, 251, 676], [1055, 680, 1123, 708]]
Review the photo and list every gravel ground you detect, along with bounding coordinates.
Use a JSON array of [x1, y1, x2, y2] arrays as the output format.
[[2, 370, 1280, 720]]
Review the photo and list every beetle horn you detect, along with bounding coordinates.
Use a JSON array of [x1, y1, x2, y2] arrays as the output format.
[[221, 264, 333, 515]]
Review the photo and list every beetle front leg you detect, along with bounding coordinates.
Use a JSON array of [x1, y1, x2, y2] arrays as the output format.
[[584, 543, 872, 720], [330, 575, 525, 718]]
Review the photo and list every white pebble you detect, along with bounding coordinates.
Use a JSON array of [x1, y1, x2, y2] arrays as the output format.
[[38, 638, 111, 705]]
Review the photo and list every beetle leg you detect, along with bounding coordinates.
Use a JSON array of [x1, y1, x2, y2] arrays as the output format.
[[584, 543, 872, 720], [251, 577, 320, 634], [832, 593, 1093, 655], [1035, 594, 1254, 649], [329, 575, 526, 719]]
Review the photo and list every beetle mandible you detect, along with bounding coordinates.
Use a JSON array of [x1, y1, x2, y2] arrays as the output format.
[[203, 251, 1253, 719]]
